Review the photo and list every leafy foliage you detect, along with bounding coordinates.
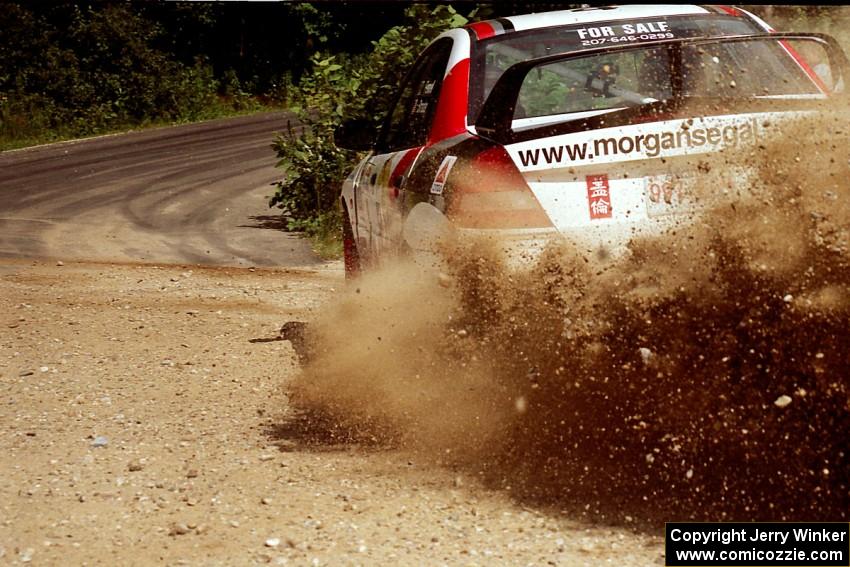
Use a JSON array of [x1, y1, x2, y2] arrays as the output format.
[[0, 4, 233, 146], [268, 5, 472, 251], [270, 122, 351, 230], [2, 1, 404, 149]]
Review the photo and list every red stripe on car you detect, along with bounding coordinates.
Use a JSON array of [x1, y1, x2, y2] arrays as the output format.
[[715, 5, 741, 16], [779, 39, 829, 94], [468, 21, 496, 40], [388, 148, 420, 199], [428, 59, 470, 144]]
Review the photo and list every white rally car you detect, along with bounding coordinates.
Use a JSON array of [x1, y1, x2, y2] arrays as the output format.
[[334, 5, 848, 277]]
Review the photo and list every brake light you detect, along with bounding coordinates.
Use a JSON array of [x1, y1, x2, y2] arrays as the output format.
[[447, 147, 553, 229]]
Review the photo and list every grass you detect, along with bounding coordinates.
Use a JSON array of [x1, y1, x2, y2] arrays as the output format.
[[297, 212, 344, 260], [310, 230, 344, 260]]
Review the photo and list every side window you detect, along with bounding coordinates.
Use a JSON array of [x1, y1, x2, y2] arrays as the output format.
[[379, 38, 453, 152]]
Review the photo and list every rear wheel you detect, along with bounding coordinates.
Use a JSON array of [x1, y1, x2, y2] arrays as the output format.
[[342, 209, 361, 280]]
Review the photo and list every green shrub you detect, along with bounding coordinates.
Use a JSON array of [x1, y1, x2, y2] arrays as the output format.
[[270, 121, 354, 228]]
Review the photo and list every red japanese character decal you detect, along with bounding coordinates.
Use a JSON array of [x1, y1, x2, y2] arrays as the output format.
[[586, 174, 612, 220]]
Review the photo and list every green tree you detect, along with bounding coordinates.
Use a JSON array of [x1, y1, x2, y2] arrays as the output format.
[[0, 3, 225, 145]]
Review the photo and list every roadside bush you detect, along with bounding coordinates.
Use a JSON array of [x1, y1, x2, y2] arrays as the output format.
[[0, 3, 259, 148], [270, 121, 351, 232], [268, 5, 471, 254]]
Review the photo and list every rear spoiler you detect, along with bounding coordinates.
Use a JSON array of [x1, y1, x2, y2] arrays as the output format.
[[475, 32, 850, 142]]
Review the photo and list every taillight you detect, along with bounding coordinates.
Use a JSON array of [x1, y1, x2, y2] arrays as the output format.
[[447, 146, 552, 229]]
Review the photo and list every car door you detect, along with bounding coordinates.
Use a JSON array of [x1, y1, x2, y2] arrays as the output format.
[[358, 38, 454, 263]]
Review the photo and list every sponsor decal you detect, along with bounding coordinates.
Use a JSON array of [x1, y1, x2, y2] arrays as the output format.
[[510, 115, 768, 170], [576, 20, 674, 46], [430, 155, 458, 195], [586, 174, 612, 220]]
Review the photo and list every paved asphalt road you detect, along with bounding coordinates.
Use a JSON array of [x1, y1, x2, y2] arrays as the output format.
[[0, 112, 322, 267]]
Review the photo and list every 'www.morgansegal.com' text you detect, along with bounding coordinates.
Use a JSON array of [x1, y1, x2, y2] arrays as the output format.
[[517, 118, 761, 167]]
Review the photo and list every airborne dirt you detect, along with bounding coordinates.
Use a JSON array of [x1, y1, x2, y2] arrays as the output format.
[[0, 259, 662, 565], [293, 106, 850, 527]]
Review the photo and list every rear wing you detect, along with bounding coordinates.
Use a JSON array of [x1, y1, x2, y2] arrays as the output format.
[[475, 32, 850, 143]]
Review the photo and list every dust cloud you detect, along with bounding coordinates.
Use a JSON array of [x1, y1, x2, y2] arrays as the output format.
[[290, 104, 850, 524]]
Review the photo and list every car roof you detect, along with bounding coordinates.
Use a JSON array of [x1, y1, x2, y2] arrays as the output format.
[[467, 5, 762, 37]]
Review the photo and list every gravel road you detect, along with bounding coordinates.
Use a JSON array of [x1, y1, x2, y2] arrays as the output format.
[[0, 259, 663, 565], [0, 116, 663, 565], [0, 112, 318, 267]]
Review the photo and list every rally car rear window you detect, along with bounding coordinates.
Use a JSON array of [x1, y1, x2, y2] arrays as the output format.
[[513, 39, 824, 123], [468, 15, 762, 121]]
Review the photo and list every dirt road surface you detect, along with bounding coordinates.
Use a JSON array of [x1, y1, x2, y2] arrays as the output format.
[[0, 116, 663, 565], [0, 112, 318, 267]]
